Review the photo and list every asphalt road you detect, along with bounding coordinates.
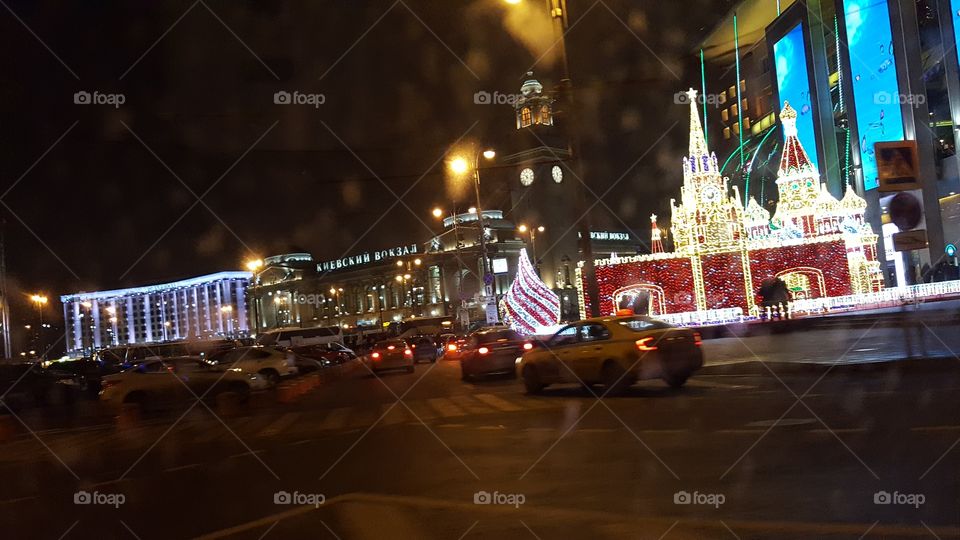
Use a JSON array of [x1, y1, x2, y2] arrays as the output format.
[[1, 335, 959, 539]]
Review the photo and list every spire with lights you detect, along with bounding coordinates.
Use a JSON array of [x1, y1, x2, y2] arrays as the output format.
[[681, 88, 721, 185], [650, 214, 664, 253], [776, 101, 818, 184]]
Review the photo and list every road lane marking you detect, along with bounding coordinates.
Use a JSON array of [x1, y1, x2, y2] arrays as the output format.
[[910, 425, 960, 432], [379, 404, 409, 426], [449, 395, 492, 415], [473, 393, 523, 412], [318, 408, 352, 430], [426, 398, 466, 417], [165, 463, 200, 472], [258, 412, 300, 438]]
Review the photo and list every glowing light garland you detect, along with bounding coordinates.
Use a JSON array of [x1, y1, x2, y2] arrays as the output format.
[[575, 92, 883, 321], [504, 248, 560, 335]]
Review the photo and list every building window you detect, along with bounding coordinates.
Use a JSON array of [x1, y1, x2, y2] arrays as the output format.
[[520, 107, 532, 127], [721, 109, 729, 122], [723, 127, 731, 139], [539, 106, 551, 125]]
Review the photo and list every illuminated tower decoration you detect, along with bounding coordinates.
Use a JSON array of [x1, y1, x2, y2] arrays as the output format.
[[650, 214, 664, 254], [772, 102, 823, 238], [744, 197, 771, 239], [504, 249, 561, 335], [672, 88, 744, 255]]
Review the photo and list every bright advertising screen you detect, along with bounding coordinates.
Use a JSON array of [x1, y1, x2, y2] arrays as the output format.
[[843, 0, 906, 190], [772, 23, 820, 172], [952, 0, 960, 68]]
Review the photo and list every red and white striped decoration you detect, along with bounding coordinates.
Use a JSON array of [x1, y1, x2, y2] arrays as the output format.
[[504, 248, 560, 335]]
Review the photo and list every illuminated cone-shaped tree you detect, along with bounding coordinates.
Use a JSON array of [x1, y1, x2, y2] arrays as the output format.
[[504, 248, 561, 335]]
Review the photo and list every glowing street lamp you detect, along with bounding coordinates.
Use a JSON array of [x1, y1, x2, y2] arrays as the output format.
[[518, 225, 546, 275], [30, 294, 48, 359], [245, 258, 264, 337], [432, 207, 444, 218]]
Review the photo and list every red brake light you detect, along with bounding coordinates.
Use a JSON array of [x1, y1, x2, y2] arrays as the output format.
[[522, 342, 533, 350], [371, 352, 380, 359], [447, 343, 457, 351], [635, 337, 658, 352], [411, 344, 416, 348], [693, 332, 702, 346], [478, 347, 489, 355], [404, 349, 413, 356]]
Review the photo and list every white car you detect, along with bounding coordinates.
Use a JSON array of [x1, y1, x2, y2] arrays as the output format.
[[203, 346, 298, 385], [99, 357, 268, 410]]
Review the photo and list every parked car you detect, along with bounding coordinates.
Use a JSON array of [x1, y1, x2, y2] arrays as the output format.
[[409, 335, 438, 363], [95, 343, 190, 369], [0, 363, 57, 411], [291, 343, 357, 373], [518, 315, 703, 394], [99, 357, 268, 411], [204, 346, 298, 385], [46, 358, 121, 399], [459, 328, 526, 381], [367, 339, 414, 375]]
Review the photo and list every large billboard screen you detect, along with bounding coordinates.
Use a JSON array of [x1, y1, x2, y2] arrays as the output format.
[[772, 23, 820, 172], [843, 0, 906, 190], [952, 0, 960, 68]]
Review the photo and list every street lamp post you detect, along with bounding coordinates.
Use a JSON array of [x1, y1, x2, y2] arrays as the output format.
[[245, 259, 264, 337], [503, 0, 600, 316], [449, 148, 499, 323], [518, 224, 545, 275], [30, 294, 47, 359]]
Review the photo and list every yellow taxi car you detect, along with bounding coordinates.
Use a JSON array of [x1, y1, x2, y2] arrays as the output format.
[[518, 315, 703, 394]]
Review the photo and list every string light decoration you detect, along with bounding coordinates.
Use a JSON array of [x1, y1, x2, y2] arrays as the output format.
[[504, 248, 561, 335], [650, 214, 664, 254], [575, 93, 883, 320]]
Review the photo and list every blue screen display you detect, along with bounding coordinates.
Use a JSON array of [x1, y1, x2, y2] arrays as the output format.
[[952, 0, 960, 68], [772, 23, 820, 172], [843, 0, 906, 190]]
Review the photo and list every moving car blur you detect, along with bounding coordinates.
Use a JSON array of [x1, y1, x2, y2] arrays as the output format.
[[366, 339, 415, 374], [459, 327, 524, 381], [519, 316, 703, 394]]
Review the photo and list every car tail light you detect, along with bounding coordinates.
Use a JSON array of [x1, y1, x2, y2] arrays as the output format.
[[387, 345, 395, 350], [371, 352, 381, 359], [447, 343, 457, 352], [522, 342, 533, 351], [635, 337, 658, 351], [693, 332, 703, 346], [404, 349, 413, 357], [411, 344, 416, 348], [478, 347, 489, 355]]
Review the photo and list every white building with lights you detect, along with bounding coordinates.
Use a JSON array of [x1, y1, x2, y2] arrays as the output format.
[[61, 271, 252, 355]]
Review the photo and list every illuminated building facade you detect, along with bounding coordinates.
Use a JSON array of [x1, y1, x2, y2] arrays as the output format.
[[576, 91, 882, 318], [61, 272, 251, 355]]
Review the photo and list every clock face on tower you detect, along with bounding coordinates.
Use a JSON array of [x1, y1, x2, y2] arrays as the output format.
[[702, 185, 721, 203], [552, 165, 563, 183], [520, 168, 535, 186]]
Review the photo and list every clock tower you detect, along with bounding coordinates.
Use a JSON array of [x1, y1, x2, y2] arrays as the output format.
[[502, 73, 579, 293]]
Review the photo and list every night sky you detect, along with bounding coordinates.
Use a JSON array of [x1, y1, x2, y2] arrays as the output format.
[[0, 0, 727, 346]]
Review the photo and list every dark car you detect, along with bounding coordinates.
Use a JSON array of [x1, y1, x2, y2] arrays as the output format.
[[0, 363, 57, 411], [459, 328, 527, 381], [291, 343, 357, 373], [409, 335, 438, 363], [46, 359, 120, 399], [367, 339, 414, 375]]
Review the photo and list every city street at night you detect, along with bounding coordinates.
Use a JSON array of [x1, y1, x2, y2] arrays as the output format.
[[1, 324, 959, 539]]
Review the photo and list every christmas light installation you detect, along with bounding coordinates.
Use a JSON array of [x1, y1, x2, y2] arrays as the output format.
[[575, 90, 883, 320], [504, 248, 561, 335], [650, 214, 664, 254]]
